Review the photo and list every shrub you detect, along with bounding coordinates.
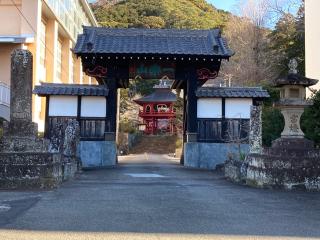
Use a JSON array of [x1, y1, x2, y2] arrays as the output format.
[[301, 90, 320, 147], [261, 85, 284, 147], [262, 106, 284, 146], [119, 119, 137, 134]]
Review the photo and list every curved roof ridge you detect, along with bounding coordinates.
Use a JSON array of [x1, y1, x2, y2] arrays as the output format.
[[74, 27, 233, 58]]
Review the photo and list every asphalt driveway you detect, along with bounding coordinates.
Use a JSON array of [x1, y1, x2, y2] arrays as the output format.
[[0, 153, 319, 240]]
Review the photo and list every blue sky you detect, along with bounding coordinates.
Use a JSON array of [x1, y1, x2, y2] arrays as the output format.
[[207, 0, 238, 12]]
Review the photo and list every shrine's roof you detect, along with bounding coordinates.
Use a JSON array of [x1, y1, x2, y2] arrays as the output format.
[[196, 87, 270, 98], [134, 89, 177, 104], [74, 27, 233, 58], [33, 83, 109, 96]]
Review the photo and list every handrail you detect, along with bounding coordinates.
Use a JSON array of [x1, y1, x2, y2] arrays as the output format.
[[0, 82, 10, 106]]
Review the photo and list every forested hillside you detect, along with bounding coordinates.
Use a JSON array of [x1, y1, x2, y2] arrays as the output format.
[[91, 0, 230, 29]]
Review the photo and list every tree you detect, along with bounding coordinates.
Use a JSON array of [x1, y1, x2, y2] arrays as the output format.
[[221, 0, 277, 86], [269, 0, 305, 75]]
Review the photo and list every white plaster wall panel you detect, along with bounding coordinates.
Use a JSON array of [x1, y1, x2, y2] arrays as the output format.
[[197, 98, 222, 118], [49, 96, 78, 116], [81, 96, 106, 117], [225, 98, 252, 119]]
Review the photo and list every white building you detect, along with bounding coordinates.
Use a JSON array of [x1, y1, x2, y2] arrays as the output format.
[[305, 0, 320, 95], [0, 0, 98, 129]]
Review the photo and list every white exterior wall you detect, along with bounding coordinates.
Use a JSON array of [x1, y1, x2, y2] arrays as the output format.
[[49, 96, 77, 116], [225, 98, 252, 119], [197, 98, 253, 119], [197, 98, 222, 118], [81, 96, 106, 117], [48, 96, 107, 117], [305, 0, 320, 95]]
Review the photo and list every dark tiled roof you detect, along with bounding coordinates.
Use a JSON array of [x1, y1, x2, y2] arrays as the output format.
[[134, 89, 177, 104], [74, 27, 233, 58], [33, 83, 109, 96], [196, 87, 270, 98]]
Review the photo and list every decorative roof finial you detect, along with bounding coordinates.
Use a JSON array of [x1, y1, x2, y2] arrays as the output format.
[[288, 58, 298, 74], [154, 76, 172, 89]]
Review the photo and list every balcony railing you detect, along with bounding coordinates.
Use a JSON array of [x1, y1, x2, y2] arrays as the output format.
[[139, 110, 176, 115], [0, 83, 10, 107]]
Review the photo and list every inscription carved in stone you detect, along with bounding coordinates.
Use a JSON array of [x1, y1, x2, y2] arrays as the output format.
[[289, 114, 299, 133]]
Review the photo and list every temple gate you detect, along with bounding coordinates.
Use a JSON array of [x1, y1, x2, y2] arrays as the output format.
[[72, 27, 233, 166]]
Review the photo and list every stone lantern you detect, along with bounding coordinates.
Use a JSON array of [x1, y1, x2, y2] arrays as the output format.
[[275, 59, 318, 139], [238, 59, 320, 191]]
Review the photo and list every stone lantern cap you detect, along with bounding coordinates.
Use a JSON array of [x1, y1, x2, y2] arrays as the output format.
[[274, 59, 318, 87], [275, 73, 318, 87]]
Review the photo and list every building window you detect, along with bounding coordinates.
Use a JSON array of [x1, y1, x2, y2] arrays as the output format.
[[56, 39, 62, 83], [40, 21, 46, 67], [46, 0, 91, 41]]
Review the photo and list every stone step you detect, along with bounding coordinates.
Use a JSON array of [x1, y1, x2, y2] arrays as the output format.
[[130, 135, 177, 154]]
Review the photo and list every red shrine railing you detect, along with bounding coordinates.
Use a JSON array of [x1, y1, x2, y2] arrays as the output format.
[[139, 109, 176, 117]]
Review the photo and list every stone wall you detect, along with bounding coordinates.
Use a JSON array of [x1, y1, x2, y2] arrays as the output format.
[[0, 153, 77, 189], [0, 118, 81, 189], [245, 138, 320, 190], [184, 142, 249, 170], [225, 138, 320, 191], [80, 141, 117, 168]]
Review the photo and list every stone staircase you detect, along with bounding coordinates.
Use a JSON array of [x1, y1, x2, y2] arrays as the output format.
[[130, 135, 177, 154]]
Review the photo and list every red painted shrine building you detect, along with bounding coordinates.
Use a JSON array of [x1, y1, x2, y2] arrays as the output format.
[[134, 81, 177, 135]]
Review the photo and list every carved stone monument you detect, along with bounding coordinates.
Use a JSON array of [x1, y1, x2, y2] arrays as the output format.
[[248, 105, 263, 154], [0, 49, 79, 189], [7, 50, 37, 136], [1, 50, 47, 152]]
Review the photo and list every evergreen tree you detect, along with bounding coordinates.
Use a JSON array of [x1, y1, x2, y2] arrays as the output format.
[[269, 1, 305, 76], [92, 0, 229, 29]]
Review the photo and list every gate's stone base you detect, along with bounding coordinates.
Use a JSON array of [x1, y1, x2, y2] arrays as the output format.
[[80, 141, 117, 168], [0, 152, 79, 189], [225, 138, 320, 191], [184, 142, 249, 170]]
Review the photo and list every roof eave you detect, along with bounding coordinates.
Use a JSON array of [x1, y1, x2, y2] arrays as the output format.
[[0, 34, 35, 44]]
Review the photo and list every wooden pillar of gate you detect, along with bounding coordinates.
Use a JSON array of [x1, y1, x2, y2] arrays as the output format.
[[104, 66, 118, 141], [186, 66, 198, 143]]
